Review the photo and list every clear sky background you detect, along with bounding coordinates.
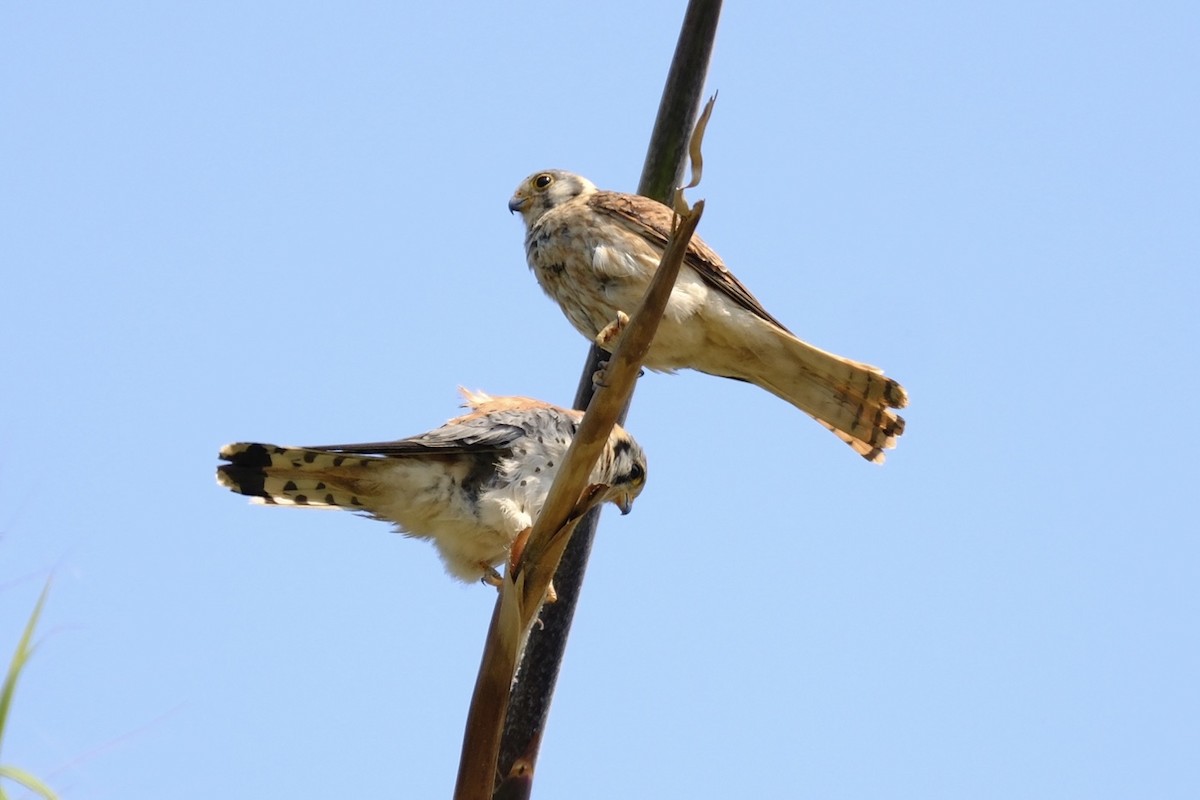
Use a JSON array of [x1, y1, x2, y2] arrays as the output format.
[[2, 2, 1197, 798]]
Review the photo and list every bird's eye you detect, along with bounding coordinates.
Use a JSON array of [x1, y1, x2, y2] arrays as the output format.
[[533, 173, 554, 190], [628, 462, 645, 483]]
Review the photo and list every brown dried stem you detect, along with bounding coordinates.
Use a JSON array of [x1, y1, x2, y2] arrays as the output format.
[[453, 202, 705, 800], [491, 3, 723, 794], [454, 2, 721, 795]]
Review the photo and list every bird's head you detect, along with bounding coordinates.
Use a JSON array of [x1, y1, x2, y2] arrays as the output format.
[[597, 426, 648, 516], [508, 169, 597, 226]]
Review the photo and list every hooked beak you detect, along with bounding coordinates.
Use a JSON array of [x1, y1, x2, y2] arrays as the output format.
[[615, 493, 634, 516], [507, 194, 528, 214]]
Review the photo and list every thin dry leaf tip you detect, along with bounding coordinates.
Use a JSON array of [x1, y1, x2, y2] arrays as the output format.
[[674, 92, 718, 215]]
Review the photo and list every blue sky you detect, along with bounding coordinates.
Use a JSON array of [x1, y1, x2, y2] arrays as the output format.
[[2, 2, 1197, 797]]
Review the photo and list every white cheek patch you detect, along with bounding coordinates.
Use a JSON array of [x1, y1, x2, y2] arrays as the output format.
[[591, 244, 644, 278]]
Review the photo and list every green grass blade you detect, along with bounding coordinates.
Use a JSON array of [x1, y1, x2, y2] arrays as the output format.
[[0, 579, 52, 800], [0, 764, 60, 800], [0, 581, 49, 749]]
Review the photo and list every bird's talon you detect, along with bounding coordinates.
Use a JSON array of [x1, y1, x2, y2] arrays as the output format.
[[481, 565, 503, 589], [594, 311, 630, 349]]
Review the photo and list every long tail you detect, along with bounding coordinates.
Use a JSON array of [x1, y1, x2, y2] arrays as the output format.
[[755, 328, 908, 463], [217, 443, 381, 508]]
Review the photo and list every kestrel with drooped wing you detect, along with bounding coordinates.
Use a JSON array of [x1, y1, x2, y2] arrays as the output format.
[[217, 390, 648, 584], [509, 170, 908, 463]]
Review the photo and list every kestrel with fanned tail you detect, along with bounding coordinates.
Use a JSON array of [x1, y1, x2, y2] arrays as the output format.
[[509, 170, 908, 463], [216, 390, 648, 584]]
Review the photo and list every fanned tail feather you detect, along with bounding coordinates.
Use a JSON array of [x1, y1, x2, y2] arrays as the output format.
[[760, 329, 908, 463], [216, 443, 382, 508]]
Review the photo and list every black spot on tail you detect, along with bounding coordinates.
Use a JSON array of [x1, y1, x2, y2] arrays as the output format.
[[225, 443, 272, 468], [217, 464, 268, 498], [885, 379, 908, 409]]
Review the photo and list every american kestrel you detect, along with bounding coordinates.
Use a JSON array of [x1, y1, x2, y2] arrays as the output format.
[[509, 169, 908, 463], [216, 390, 648, 584]]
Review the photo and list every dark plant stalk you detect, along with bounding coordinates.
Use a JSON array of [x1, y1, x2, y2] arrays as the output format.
[[491, 1, 723, 795], [454, 202, 705, 800]]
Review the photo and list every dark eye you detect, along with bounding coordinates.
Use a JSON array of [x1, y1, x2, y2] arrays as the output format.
[[628, 462, 645, 483], [533, 173, 554, 190]]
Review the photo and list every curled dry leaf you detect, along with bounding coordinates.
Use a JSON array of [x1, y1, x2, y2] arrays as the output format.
[[674, 92, 718, 215]]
